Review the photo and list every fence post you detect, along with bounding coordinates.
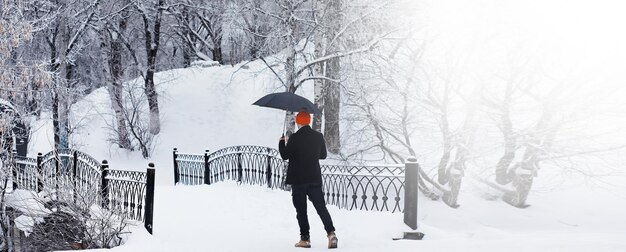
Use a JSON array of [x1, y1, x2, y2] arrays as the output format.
[[396, 157, 424, 240], [204, 150, 210, 185], [36, 153, 43, 193], [266, 148, 272, 188], [73, 151, 78, 177], [173, 148, 179, 185], [100, 160, 109, 209], [55, 150, 60, 197], [73, 151, 78, 204], [237, 152, 243, 183], [144, 163, 156, 235], [11, 149, 18, 190]]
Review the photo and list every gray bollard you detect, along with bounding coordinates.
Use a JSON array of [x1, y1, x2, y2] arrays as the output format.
[[394, 156, 424, 240]]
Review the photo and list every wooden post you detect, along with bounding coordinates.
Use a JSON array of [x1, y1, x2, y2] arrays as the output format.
[[36, 153, 43, 193], [144, 163, 156, 235], [100, 160, 109, 209], [204, 150, 211, 185], [173, 148, 179, 185]]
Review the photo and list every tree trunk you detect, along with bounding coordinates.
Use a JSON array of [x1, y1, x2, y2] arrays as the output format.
[[145, 73, 160, 135], [249, 0, 263, 59], [504, 106, 554, 207], [283, 0, 298, 134], [496, 83, 516, 185], [212, 46, 223, 64], [312, 76, 324, 131], [181, 6, 192, 67], [100, 18, 133, 150], [437, 85, 452, 186], [48, 33, 62, 150], [323, 0, 343, 154], [323, 58, 341, 154], [28, 80, 40, 117], [111, 19, 132, 150], [53, 18, 70, 150], [142, 0, 165, 135], [312, 0, 325, 132]]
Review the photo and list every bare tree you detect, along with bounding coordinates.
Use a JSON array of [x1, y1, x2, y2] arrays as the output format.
[[477, 60, 564, 207], [1, 0, 51, 190], [168, 0, 226, 66], [130, 0, 165, 135], [41, 0, 99, 150], [97, 0, 133, 150], [242, 0, 388, 142]]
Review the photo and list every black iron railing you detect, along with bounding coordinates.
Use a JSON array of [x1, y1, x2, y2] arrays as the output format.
[[174, 147, 287, 189], [11, 149, 155, 234], [320, 165, 405, 212], [14, 155, 38, 191], [174, 146, 407, 213]]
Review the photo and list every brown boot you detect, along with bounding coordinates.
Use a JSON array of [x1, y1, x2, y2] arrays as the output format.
[[295, 235, 311, 248], [327, 232, 338, 249]]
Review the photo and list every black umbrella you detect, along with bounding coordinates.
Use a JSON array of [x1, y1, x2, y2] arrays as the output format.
[[253, 92, 321, 136], [253, 92, 322, 114]]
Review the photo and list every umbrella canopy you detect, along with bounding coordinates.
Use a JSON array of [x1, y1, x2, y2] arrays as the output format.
[[253, 92, 322, 114]]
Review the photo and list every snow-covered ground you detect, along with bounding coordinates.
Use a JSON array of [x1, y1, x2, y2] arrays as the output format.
[[24, 57, 625, 251], [80, 181, 626, 252]]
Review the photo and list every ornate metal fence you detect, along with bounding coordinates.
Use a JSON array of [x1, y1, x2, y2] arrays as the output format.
[[101, 162, 155, 234], [11, 149, 155, 234], [173, 147, 287, 189], [14, 155, 39, 191], [320, 165, 405, 212], [174, 146, 407, 213]]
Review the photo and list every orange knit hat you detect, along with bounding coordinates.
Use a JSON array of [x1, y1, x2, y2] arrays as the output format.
[[295, 112, 311, 125]]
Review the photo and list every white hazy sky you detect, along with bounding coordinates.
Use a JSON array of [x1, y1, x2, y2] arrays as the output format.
[[417, 0, 626, 96], [395, 0, 626, 123], [390, 0, 626, 173]]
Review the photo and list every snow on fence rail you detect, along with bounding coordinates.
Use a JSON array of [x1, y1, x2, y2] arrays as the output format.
[[11, 149, 155, 234], [173, 146, 417, 214]]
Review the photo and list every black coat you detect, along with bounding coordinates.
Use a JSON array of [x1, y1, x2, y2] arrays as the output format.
[[279, 125, 327, 185]]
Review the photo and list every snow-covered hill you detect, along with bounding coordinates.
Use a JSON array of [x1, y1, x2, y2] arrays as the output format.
[[29, 60, 299, 185]]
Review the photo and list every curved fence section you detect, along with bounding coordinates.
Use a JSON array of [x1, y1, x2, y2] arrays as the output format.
[[174, 151, 205, 185], [14, 156, 38, 191], [103, 168, 148, 221], [174, 146, 288, 188], [74, 151, 103, 206], [11, 149, 155, 234], [174, 146, 406, 213], [208, 149, 288, 188], [206, 145, 281, 160]]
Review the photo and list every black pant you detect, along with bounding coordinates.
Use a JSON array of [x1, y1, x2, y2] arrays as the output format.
[[291, 183, 335, 236]]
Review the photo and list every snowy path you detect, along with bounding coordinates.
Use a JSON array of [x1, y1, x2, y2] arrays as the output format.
[[88, 182, 626, 252]]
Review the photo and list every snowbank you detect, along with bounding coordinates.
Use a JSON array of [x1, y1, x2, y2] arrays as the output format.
[[80, 182, 626, 252]]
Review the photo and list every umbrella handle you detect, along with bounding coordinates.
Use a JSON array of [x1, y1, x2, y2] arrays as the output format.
[[282, 116, 286, 137]]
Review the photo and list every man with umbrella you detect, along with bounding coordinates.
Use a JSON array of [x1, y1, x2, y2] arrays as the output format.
[[254, 92, 338, 248], [279, 111, 338, 249]]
